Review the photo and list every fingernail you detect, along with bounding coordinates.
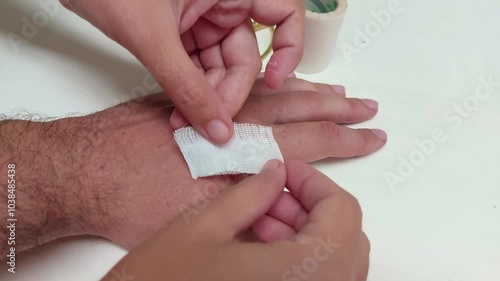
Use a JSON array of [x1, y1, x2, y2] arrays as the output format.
[[205, 119, 230, 143], [262, 160, 281, 172], [330, 85, 346, 95], [362, 99, 378, 110], [371, 129, 387, 141], [266, 60, 278, 74]]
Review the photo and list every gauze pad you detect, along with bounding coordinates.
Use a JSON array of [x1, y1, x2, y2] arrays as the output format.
[[174, 123, 283, 179]]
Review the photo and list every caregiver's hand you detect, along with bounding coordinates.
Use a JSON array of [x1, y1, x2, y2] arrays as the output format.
[[60, 0, 305, 143], [102, 160, 370, 281]]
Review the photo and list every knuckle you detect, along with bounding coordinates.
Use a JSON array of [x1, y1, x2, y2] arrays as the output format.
[[346, 99, 362, 112], [359, 130, 378, 153], [320, 122, 341, 139], [158, 62, 211, 113], [302, 91, 321, 110], [152, 61, 177, 84], [174, 84, 208, 110], [290, 79, 317, 92], [338, 99, 364, 121], [313, 83, 328, 93], [322, 84, 338, 95]]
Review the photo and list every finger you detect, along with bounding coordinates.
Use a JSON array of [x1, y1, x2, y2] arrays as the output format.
[[61, 1, 234, 143], [331, 85, 347, 96], [170, 108, 190, 129], [191, 18, 232, 88], [252, 215, 296, 242], [188, 17, 231, 51], [199, 43, 227, 88], [215, 19, 262, 117], [239, 92, 378, 124], [252, 190, 309, 242], [356, 232, 371, 281], [267, 192, 308, 231], [285, 160, 362, 238], [202, 1, 252, 28], [180, 29, 198, 56], [116, 4, 233, 143], [251, 78, 345, 96], [250, 0, 305, 88], [188, 51, 205, 74], [257, 72, 297, 79], [194, 160, 286, 241], [273, 122, 387, 162], [252, 77, 318, 94]]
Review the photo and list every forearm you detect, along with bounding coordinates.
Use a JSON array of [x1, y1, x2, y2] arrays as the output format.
[[0, 95, 184, 255], [0, 116, 112, 255]]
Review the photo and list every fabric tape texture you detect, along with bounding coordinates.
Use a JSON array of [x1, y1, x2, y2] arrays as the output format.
[[174, 123, 284, 180]]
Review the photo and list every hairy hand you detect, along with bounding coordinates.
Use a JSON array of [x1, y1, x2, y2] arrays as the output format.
[[0, 78, 386, 254], [86, 78, 386, 249], [60, 0, 305, 143]]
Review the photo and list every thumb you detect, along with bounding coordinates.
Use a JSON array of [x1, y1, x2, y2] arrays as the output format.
[[197, 160, 286, 241]]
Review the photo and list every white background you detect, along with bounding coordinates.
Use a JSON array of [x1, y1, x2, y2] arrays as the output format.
[[1, 0, 499, 280]]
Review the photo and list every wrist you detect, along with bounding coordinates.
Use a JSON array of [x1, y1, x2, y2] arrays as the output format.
[[0, 116, 115, 253]]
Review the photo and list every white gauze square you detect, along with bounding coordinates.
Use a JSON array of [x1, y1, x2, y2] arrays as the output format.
[[174, 123, 284, 179]]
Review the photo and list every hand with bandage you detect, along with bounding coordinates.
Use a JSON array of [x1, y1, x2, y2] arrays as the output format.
[[96, 78, 386, 249], [0, 78, 386, 255], [60, 0, 305, 144]]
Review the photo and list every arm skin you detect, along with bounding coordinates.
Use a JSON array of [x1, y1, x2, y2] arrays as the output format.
[[0, 78, 386, 255], [0, 96, 178, 254], [0, 111, 123, 255]]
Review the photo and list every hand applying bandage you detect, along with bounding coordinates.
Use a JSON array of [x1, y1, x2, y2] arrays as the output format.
[[102, 160, 370, 281], [60, 0, 305, 144]]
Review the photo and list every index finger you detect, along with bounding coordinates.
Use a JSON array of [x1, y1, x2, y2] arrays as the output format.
[[251, 0, 305, 88], [285, 160, 363, 239]]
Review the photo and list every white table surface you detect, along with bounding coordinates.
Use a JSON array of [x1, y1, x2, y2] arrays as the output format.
[[1, 0, 499, 280]]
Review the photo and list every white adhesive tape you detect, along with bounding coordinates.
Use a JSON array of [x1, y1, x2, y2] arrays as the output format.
[[296, 0, 348, 74], [174, 124, 283, 180]]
